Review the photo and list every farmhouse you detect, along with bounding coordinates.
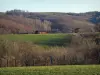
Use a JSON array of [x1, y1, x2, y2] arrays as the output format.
[[34, 30, 48, 34]]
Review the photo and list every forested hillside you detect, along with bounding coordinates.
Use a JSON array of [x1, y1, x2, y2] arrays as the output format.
[[0, 9, 100, 34], [0, 11, 51, 34]]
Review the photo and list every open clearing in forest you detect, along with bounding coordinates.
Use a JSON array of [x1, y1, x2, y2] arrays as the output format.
[[0, 34, 72, 46]]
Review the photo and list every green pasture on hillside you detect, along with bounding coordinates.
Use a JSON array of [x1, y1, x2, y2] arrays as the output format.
[[0, 34, 72, 46], [0, 65, 100, 75]]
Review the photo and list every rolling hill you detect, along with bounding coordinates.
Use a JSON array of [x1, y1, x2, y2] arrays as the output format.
[[0, 10, 99, 34]]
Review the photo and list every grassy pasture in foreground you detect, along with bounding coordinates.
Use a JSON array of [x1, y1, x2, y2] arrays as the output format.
[[0, 65, 100, 75], [0, 34, 72, 46]]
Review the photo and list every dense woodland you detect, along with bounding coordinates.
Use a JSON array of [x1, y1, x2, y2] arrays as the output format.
[[0, 9, 100, 34]]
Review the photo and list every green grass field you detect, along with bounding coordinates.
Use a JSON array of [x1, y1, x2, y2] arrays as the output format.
[[0, 65, 100, 75], [0, 34, 72, 46]]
